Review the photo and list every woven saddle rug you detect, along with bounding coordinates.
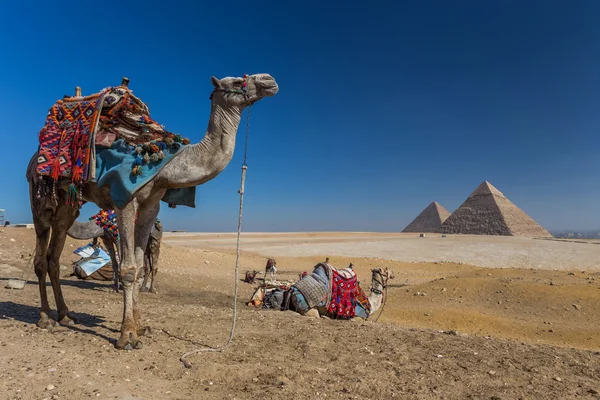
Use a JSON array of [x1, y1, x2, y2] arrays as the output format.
[[37, 94, 103, 185], [292, 262, 359, 318], [36, 86, 194, 208], [326, 267, 358, 319], [293, 271, 328, 309]]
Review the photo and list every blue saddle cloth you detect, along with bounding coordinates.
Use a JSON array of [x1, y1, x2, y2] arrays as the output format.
[[94, 139, 196, 208]]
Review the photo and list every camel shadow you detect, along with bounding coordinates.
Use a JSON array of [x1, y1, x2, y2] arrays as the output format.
[[0, 301, 119, 345], [0, 276, 114, 291]]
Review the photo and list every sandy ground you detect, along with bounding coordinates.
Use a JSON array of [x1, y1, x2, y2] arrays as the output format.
[[1, 228, 600, 399]]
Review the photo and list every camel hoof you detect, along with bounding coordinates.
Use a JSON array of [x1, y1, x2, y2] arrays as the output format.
[[37, 317, 57, 329], [59, 315, 76, 326], [140, 286, 149, 293], [116, 331, 141, 350]]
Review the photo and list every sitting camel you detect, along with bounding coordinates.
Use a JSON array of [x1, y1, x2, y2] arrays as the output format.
[[247, 262, 393, 320], [67, 216, 163, 293], [289, 263, 394, 320]]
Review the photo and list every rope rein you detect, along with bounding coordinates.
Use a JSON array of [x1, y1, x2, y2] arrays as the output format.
[[372, 270, 390, 323], [178, 106, 251, 369]]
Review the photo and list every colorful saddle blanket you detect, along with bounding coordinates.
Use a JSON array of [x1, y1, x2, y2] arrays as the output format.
[[326, 268, 358, 319], [37, 94, 103, 185], [89, 209, 162, 242], [292, 262, 360, 319], [90, 209, 119, 242], [293, 273, 328, 308], [36, 85, 194, 208]]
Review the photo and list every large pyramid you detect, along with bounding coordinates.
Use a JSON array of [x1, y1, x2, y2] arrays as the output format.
[[403, 202, 451, 233], [437, 181, 552, 237]]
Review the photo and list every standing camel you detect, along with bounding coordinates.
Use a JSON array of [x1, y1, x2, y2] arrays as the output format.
[[27, 73, 278, 350], [67, 217, 163, 293]]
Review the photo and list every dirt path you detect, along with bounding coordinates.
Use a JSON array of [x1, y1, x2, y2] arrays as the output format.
[[1, 229, 600, 399]]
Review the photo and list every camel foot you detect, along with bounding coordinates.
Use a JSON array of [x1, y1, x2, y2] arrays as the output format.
[[116, 331, 141, 350], [37, 316, 57, 329], [149, 288, 157, 294], [140, 286, 150, 293], [58, 315, 76, 326]]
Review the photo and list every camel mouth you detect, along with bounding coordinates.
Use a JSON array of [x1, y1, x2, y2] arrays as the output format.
[[254, 74, 279, 97], [262, 85, 279, 96]]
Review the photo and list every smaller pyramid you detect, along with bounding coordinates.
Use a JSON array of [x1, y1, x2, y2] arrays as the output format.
[[437, 181, 552, 237], [403, 202, 451, 233]]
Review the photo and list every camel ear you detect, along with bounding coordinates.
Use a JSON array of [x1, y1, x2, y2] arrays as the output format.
[[211, 76, 222, 88]]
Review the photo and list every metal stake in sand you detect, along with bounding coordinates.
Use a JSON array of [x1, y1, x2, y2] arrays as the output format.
[[178, 106, 252, 368]]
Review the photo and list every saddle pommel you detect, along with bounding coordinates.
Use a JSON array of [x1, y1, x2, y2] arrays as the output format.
[[74, 86, 82, 97], [121, 77, 130, 87]]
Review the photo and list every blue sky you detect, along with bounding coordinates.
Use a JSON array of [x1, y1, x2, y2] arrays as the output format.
[[0, 1, 598, 232]]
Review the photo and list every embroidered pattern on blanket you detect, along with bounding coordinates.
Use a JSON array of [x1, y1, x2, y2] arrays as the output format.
[[36, 84, 190, 207], [90, 210, 119, 242], [96, 87, 190, 177], [37, 93, 105, 202], [327, 269, 358, 319]]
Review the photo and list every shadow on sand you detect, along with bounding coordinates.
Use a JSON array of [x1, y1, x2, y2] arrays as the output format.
[[0, 276, 115, 291], [0, 300, 120, 345]]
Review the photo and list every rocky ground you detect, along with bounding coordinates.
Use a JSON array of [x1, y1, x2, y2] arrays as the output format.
[[1, 229, 600, 399]]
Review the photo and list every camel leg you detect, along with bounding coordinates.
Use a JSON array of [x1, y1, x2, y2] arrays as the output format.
[[114, 200, 158, 349], [32, 219, 55, 328], [47, 204, 79, 325], [101, 234, 119, 293], [114, 201, 140, 350], [305, 309, 320, 318], [140, 249, 150, 293], [148, 242, 160, 294], [133, 204, 159, 336]]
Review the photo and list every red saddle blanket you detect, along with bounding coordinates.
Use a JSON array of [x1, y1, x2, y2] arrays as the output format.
[[36, 85, 190, 207], [36, 93, 104, 184], [327, 269, 358, 319]]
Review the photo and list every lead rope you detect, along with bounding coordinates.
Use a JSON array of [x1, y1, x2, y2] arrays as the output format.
[[372, 273, 389, 323], [178, 106, 251, 368], [373, 285, 388, 323]]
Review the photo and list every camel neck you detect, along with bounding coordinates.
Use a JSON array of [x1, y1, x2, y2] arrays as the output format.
[[157, 102, 243, 188]]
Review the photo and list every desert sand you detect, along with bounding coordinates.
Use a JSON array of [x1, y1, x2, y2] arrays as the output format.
[[163, 232, 600, 270], [1, 229, 600, 399]]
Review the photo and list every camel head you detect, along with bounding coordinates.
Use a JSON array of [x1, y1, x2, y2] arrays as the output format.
[[210, 73, 279, 107], [371, 267, 395, 291]]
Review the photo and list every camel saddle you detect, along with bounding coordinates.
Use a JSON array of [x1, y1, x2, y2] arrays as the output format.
[[36, 83, 196, 208]]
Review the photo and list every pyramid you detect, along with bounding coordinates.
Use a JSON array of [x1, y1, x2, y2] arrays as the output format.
[[436, 181, 552, 237], [403, 202, 451, 233]]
